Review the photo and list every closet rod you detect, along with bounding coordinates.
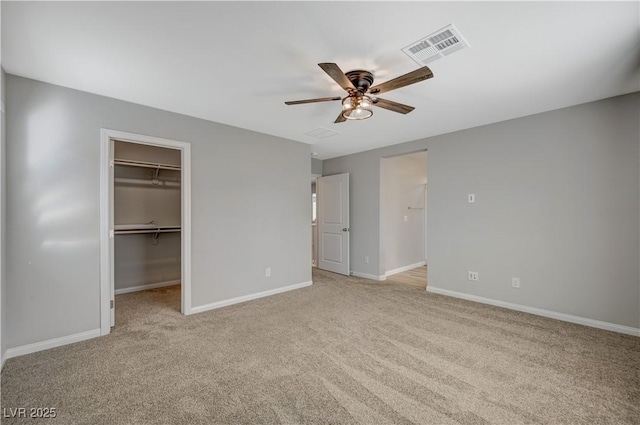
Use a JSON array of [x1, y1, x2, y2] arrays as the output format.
[[113, 158, 181, 171]]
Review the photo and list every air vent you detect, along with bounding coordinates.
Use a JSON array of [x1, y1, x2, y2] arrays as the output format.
[[305, 127, 340, 139], [402, 24, 469, 66]]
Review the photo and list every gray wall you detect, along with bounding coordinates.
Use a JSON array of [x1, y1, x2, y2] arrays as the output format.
[[381, 151, 427, 273], [324, 93, 640, 328], [311, 158, 322, 175], [5, 75, 311, 349]]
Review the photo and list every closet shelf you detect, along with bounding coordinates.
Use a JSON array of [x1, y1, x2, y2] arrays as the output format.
[[113, 158, 181, 171], [114, 225, 181, 235], [113, 158, 180, 185]]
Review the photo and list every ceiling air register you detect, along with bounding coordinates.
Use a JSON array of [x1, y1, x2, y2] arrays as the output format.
[[402, 24, 470, 66]]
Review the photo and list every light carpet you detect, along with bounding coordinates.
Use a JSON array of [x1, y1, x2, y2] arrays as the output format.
[[1, 269, 638, 424]]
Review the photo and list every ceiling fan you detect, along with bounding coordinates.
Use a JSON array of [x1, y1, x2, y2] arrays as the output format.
[[285, 63, 434, 123]]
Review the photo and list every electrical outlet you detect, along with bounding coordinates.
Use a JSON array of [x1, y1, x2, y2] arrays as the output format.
[[403, 215, 408, 222], [265, 267, 271, 278], [512, 277, 520, 288], [364, 256, 370, 264], [468, 271, 479, 281], [468, 194, 475, 203]]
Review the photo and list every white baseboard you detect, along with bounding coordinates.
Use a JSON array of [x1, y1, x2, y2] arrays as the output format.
[[350, 271, 386, 281], [115, 280, 181, 295], [4, 328, 102, 360], [190, 280, 313, 315], [427, 286, 640, 337], [1, 350, 6, 370], [385, 261, 426, 277]]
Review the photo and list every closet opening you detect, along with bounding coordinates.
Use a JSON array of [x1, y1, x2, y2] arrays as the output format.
[[113, 140, 182, 322], [100, 129, 192, 335]]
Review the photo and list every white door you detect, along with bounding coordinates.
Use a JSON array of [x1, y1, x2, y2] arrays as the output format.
[[317, 173, 350, 275]]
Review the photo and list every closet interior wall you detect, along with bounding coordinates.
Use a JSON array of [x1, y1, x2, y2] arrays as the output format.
[[114, 141, 182, 293]]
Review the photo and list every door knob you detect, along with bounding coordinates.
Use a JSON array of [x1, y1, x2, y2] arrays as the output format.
[[342, 228, 349, 232]]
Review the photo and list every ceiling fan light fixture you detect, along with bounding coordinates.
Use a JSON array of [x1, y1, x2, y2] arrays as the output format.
[[342, 95, 373, 120], [286, 62, 432, 123]]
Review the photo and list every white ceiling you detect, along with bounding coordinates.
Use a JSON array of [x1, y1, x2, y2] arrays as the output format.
[[3, 1, 639, 159]]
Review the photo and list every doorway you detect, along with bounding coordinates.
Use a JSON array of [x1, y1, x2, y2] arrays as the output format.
[[380, 151, 427, 288], [100, 129, 192, 335]]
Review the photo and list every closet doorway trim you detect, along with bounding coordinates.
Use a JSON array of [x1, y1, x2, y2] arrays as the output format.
[[99, 129, 193, 336]]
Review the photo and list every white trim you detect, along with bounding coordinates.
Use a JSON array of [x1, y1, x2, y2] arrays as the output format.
[[182, 141, 192, 315], [5, 329, 101, 360], [99, 130, 111, 335], [191, 281, 313, 314], [1, 352, 6, 370], [350, 271, 386, 281], [427, 286, 640, 337], [114, 280, 180, 295], [100, 129, 193, 335], [385, 261, 425, 277]]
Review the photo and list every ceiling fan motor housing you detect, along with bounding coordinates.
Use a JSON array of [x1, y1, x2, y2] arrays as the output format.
[[345, 70, 374, 93]]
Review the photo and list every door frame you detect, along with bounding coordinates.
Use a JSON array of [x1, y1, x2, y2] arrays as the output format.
[[99, 129, 192, 335], [311, 173, 321, 268]]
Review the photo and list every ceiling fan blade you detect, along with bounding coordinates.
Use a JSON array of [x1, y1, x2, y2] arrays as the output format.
[[334, 112, 347, 123], [319, 63, 356, 92], [368, 66, 433, 95], [374, 98, 415, 114], [285, 96, 341, 105]]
